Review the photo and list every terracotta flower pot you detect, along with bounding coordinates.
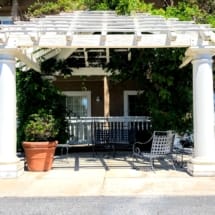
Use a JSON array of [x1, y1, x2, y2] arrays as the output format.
[[22, 141, 58, 171]]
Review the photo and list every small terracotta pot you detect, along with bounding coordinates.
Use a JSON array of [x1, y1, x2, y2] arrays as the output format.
[[22, 141, 58, 171]]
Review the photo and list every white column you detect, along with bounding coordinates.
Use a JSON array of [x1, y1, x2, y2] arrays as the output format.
[[187, 49, 215, 176], [0, 54, 24, 178]]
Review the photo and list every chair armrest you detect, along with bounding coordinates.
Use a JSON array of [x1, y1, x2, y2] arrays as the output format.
[[133, 135, 153, 146], [133, 135, 153, 153], [133, 145, 141, 155]]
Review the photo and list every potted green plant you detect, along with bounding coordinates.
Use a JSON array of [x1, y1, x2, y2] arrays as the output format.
[[22, 110, 59, 171]]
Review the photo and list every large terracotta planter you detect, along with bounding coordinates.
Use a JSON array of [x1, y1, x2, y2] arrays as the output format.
[[22, 141, 58, 171]]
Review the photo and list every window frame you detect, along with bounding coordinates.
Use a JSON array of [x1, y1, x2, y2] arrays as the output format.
[[123, 90, 144, 116], [62, 91, 91, 117]]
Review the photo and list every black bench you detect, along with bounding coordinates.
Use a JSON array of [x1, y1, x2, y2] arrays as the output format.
[[93, 128, 136, 156]]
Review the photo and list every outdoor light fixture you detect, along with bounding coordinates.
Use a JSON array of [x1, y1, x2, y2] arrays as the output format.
[[96, 96, 101, 103]]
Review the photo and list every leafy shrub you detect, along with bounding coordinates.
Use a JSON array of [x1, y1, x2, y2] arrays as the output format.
[[17, 69, 68, 150], [27, 0, 85, 17], [24, 111, 59, 141]]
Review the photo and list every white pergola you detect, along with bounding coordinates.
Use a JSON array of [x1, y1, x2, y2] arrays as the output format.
[[0, 11, 215, 177]]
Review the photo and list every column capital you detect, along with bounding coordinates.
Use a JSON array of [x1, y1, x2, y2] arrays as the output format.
[[0, 54, 16, 63], [180, 46, 215, 68], [0, 48, 17, 56], [185, 47, 215, 61]]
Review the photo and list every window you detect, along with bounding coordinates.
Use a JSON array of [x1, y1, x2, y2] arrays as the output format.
[[124, 90, 145, 116], [63, 91, 91, 117]]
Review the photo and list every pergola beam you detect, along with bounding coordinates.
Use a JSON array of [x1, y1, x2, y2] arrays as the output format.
[[15, 51, 41, 72], [71, 67, 111, 76], [0, 11, 214, 50], [2, 34, 202, 48], [0, 48, 41, 72], [0, 11, 214, 71], [56, 48, 76, 60]]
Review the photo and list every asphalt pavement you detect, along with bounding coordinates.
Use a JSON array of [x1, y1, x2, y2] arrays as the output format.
[[0, 196, 215, 215]]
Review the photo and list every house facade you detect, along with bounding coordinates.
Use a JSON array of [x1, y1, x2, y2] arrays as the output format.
[[53, 68, 148, 146], [54, 74, 145, 118]]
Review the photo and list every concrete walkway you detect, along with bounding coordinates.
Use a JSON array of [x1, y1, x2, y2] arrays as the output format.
[[0, 153, 214, 197]]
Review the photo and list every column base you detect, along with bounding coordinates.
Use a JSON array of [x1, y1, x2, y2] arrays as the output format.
[[0, 160, 24, 178], [187, 157, 215, 177]]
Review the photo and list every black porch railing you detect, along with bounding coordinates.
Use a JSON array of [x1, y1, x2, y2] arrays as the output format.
[[66, 116, 151, 145]]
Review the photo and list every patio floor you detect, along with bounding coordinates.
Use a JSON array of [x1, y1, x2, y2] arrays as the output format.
[[1, 151, 215, 197], [53, 151, 184, 171]]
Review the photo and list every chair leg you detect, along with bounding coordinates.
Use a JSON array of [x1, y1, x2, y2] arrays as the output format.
[[150, 158, 155, 171], [66, 146, 69, 157], [92, 144, 95, 157], [181, 153, 184, 168], [132, 153, 140, 169], [132, 153, 136, 169], [112, 143, 116, 158], [171, 155, 176, 170]]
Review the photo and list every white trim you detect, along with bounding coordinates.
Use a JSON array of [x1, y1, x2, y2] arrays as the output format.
[[62, 91, 91, 116], [123, 90, 143, 116], [71, 67, 110, 76]]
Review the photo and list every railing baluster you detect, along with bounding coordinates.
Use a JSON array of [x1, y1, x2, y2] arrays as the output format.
[[66, 116, 151, 145]]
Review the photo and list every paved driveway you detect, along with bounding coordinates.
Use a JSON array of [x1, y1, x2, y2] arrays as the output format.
[[0, 196, 215, 215]]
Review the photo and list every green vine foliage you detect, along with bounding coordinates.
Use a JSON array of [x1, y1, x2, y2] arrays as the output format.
[[16, 69, 69, 150], [27, 0, 86, 17], [26, 0, 215, 27], [40, 57, 72, 77], [105, 48, 193, 133], [164, 2, 204, 23]]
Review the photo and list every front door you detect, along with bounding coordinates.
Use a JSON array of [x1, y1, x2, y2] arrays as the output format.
[[124, 90, 145, 116]]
